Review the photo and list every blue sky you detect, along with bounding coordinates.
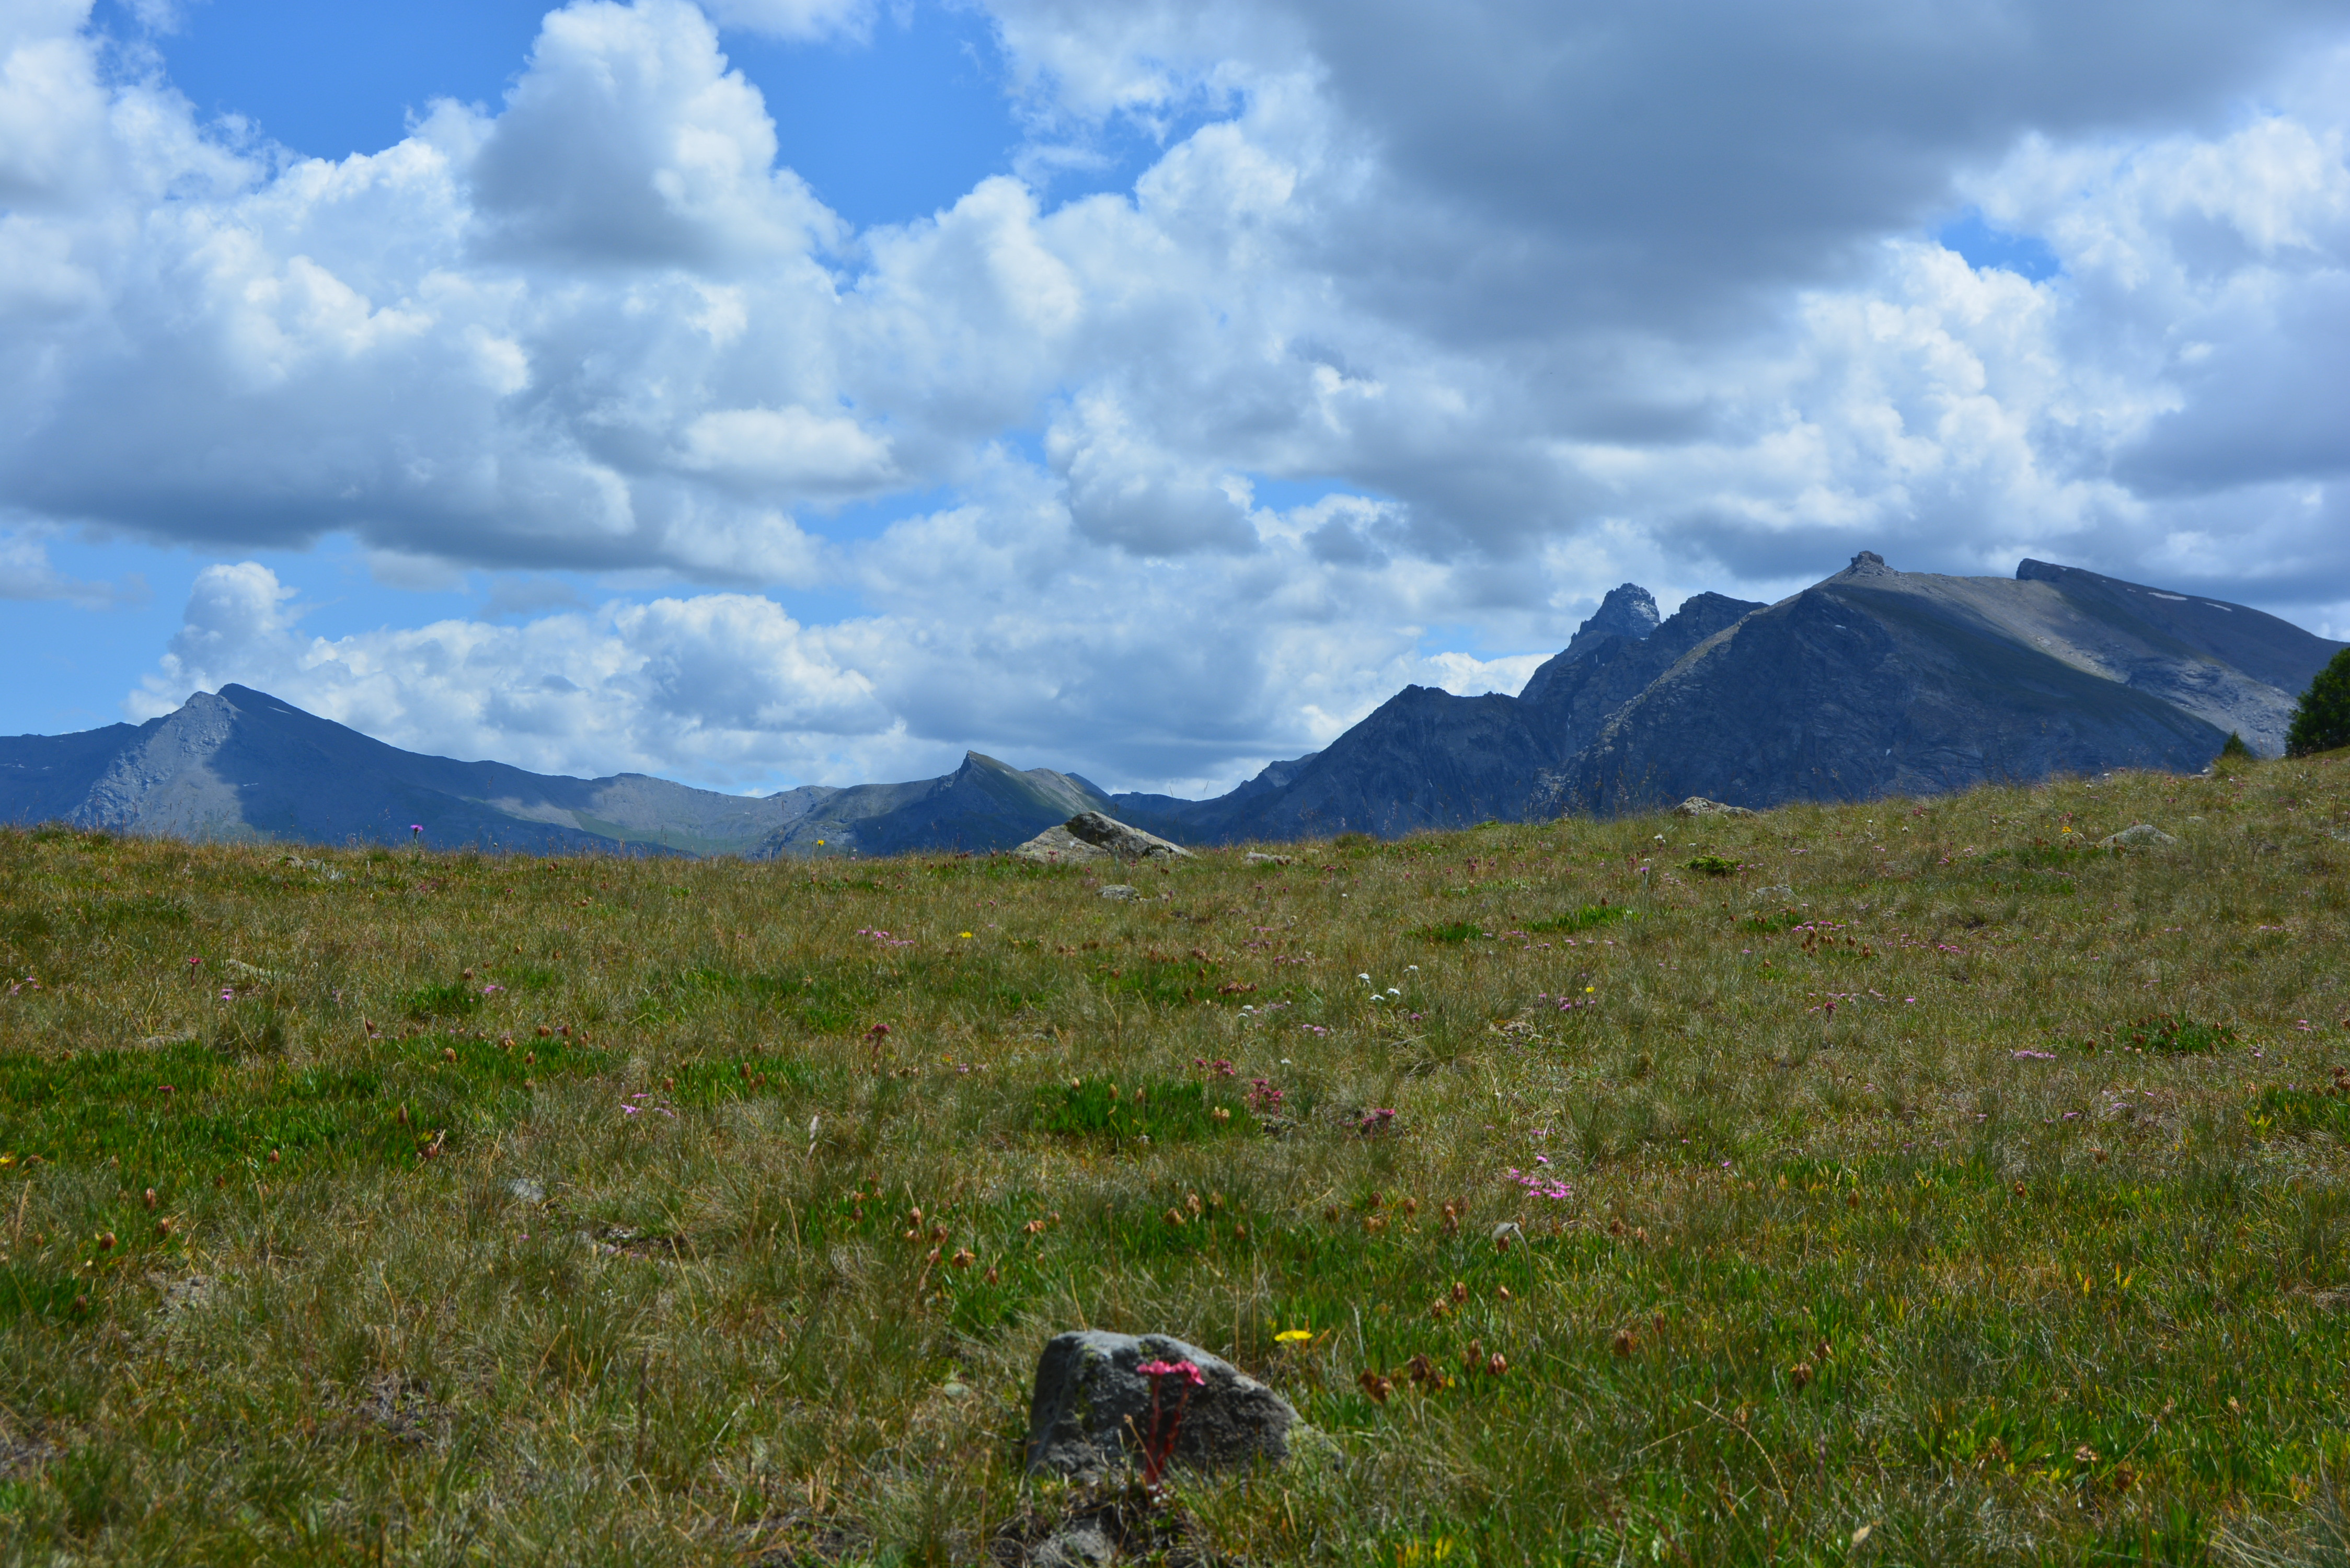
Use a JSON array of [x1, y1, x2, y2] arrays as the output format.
[[4, 0, 2345, 792], [107, 0, 1028, 225]]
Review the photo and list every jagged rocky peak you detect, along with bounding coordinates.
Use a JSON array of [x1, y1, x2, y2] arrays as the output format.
[[1563, 583, 1662, 656], [1836, 550, 1899, 579]]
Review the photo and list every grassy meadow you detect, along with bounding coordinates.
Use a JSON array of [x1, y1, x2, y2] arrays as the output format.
[[1, 752, 2348, 1565]]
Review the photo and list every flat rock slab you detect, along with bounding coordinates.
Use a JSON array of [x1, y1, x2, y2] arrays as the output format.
[[1026, 1331, 1299, 1479], [2101, 823, 2178, 849], [1010, 812, 1192, 866], [1674, 797, 1755, 818], [1010, 825, 1115, 864], [1065, 811, 1193, 859]]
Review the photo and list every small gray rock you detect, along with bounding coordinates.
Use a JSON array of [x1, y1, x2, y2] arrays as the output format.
[[2100, 823, 2178, 849], [1026, 1331, 1299, 1479], [1243, 851, 1295, 866], [1749, 884, 1795, 904], [506, 1177, 546, 1205], [1099, 885, 1137, 901], [1030, 1521, 1118, 1567]]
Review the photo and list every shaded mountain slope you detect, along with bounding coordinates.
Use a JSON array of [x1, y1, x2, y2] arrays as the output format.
[[1131, 588, 1767, 843], [1542, 554, 2293, 815]]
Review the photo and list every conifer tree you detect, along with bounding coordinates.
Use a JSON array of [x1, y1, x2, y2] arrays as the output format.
[[2286, 648, 2350, 757]]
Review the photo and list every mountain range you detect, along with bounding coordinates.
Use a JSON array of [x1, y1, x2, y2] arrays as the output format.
[[4, 554, 2338, 855]]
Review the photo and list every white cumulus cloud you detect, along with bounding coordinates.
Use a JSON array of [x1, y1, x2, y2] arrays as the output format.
[[0, 0, 2339, 792]]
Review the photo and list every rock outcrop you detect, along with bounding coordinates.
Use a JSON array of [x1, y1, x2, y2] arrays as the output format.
[[1010, 825, 1113, 864], [1011, 812, 1192, 865], [1065, 811, 1192, 859]]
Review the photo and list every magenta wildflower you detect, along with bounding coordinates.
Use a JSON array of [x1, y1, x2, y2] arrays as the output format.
[[1135, 1358, 1205, 1490]]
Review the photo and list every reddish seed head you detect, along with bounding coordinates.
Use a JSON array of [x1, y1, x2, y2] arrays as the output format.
[[143, 1189, 156, 1209]]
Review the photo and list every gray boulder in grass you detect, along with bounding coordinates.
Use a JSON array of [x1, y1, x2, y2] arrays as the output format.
[[2100, 823, 2179, 849], [1025, 1331, 1299, 1478], [1011, 812, 1193, 866], [1063, 812, 1193, 860]]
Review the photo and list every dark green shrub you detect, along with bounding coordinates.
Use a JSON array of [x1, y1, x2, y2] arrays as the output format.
[[2218, 731, 2254, 761], [2287, 648, 2350, 757]]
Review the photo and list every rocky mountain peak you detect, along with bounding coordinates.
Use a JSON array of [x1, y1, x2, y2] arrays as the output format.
[[1837, 550, 1898, 579], [1563, 583, 1661, 658]]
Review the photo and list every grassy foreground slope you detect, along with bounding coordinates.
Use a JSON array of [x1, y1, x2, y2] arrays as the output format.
[[0, 755, 2347, 1565]]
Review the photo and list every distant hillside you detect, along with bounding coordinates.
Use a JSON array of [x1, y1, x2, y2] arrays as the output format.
[[0, 685, 1109, 857]]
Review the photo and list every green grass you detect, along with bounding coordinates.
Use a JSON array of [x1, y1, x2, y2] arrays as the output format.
[[0, 754, 2347, 1562], [1033, 1076, 1247, 1145]]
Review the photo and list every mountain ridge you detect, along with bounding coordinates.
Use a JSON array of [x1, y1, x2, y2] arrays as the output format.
[[3, 555, 2338, 854]]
